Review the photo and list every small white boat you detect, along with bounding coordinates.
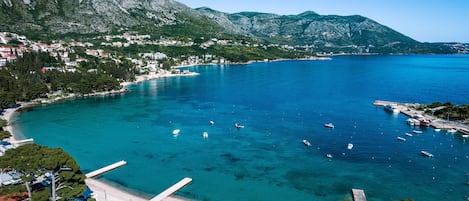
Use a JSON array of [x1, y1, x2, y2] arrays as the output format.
[[326, 154, 333, 158], [462, 135, 469, 138], [347, 143, 353, 150], [209, 120, 215, 125], [421, 150, 434, 158], [406, 118, 415, 126], [234, 123, 244, 129], [384, 104, 400, 114], [413, 130, 423, 134], [324, 123, 334, 128], [302, 140, 312, 147], [434, 128, 441, 132], [397, 137, 406, 141], [447, 128, 457, 133], [202, 132, 208, 139], [405, 133, 413, 137], [172, 129, 180, 135]]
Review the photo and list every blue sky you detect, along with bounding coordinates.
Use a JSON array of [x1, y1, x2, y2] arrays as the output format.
[[177, 0, 469, 43]]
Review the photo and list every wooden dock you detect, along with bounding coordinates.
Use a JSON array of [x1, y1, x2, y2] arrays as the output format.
[[150, 177, 192, 201], [85, 160, 127, 178], [351, 189, 367, 201]]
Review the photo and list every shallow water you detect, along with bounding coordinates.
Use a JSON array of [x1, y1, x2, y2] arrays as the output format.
[[12, 55, 469, 201]]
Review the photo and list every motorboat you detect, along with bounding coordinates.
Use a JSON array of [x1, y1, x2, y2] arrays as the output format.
[[413, 130, 423, 134], [234, 123, 244, 129], [434, 128, 441, 132], [302, 140, 312, 147], [447, 128, 457, 133], [421, 150, 434, 158], [462, 135, 469, 138], [406, 118, 415, 126], [384, 104, 400, 114], [324, 123, 334, 128], [203, 132, 208, 139], [326, 154, 333, 158], [419, 119, 431, 127], [397, 137, 406, 141], [172, 129, 181, 135], [209, 120, 215, 125], [405, 133, 413, 137], [347, 143, 353, 150]]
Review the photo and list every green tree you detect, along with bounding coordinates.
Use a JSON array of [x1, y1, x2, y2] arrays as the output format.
[[0, 144, 87, 199]]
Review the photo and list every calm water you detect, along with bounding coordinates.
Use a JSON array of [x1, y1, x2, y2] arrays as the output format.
[[11, 55, 469, 201]]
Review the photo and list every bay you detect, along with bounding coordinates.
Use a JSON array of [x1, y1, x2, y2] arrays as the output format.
[[11, 55, 469, 201]]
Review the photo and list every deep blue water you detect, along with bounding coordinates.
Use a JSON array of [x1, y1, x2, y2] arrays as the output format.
[[11, 55, 469, 201]]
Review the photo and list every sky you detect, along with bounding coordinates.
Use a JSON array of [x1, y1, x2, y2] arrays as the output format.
[[177, 0, 469, 43]]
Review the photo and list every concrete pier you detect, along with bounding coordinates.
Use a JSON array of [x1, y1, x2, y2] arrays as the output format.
[[86, 160, 127, 178], [351, 189, 367, 201], [10, 138, 34, 146], [150, 177, 192, 201], [374, 100, 469, 131]]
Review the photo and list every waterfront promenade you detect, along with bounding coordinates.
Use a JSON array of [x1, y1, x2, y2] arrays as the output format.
[[374, 100, 469, 134]]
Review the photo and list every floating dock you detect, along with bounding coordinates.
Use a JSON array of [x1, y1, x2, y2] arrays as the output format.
[[85, 160, 127, 178], [150, 177, 193, 201], [351, 189, 367, 201]]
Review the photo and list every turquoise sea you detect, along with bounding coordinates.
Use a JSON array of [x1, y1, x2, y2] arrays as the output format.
[[10, 55, 469, 201]]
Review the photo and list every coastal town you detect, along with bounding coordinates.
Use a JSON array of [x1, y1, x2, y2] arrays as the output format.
[[1, 28, 469, 201], [0, 29, 329, 201]]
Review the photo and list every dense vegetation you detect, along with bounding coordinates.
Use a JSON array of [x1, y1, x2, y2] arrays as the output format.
[[0, 119, 11, 140], [417, 102, 469, 121], [0, 144, 90, 200], [0, 51, 135, 109]]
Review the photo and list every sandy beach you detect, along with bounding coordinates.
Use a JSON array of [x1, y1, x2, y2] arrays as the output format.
[[86, 178, 190, 201], [86, 178, 149, 201]]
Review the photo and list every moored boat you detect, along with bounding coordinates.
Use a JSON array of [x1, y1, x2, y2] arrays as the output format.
[[384, 104, 400, 114], [234, 123, 244, 129], [421, 150, 434, 158], [302, 140, 312, 147], [209, 120, 215, 125], [347, 143, 354, 150], [434, 128, 441, 132], [324, 123, 334, 128], [203, 132, 208, 139], [397, 136, 406, 141], [326, 154, 333, 158], [413, 130, 423, 134], [447, 128, 457, 133], [405, 133, 413, 137], [406, 118, 415, 126], [172, 129, 181, 135]]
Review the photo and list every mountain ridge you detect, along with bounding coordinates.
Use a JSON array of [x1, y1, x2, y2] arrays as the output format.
[[0, 0, 457, 53]]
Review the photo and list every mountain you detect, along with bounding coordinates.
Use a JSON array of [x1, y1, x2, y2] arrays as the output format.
[[0, 0, 455, 53], [196, 8, 425, 53], [0, 0, 225, 36]]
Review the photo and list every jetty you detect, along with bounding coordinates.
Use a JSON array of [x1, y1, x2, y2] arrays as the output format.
[[10, 138, 34, 146], [374, 100, 469, 133], [150, 177, 193, 201], [351, 189, 367, 201], [85, 160, 127, 178]]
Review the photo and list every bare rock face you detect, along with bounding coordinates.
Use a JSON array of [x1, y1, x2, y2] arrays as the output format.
[[0, 0, 420, 52], [196, 9, 417, 47], [0, 0, 199, 33]]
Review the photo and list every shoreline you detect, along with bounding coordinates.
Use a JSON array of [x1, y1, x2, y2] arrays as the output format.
[[0, 70, 198, 201], [0, 57, 326, 199]]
